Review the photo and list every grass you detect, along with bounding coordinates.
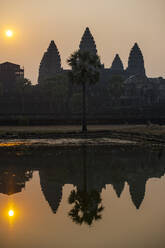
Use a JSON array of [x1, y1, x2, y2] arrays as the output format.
[[0, 124, 164, 134]]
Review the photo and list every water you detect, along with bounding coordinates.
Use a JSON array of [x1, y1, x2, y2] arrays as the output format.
[[0, 145, 165, 248], [0, 137, 136, 146]]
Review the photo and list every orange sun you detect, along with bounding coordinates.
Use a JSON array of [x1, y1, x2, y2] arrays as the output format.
[[5, 30, 13, 37]]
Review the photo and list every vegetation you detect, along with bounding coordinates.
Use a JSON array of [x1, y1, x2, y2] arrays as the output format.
[[67, 50, 101, 132]]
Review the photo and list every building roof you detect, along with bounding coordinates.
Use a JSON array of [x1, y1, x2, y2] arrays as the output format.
[[0, 61, 20, 67]]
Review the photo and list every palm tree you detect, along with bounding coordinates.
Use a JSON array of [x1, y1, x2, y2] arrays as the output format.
[[67, 50, 101, 132]]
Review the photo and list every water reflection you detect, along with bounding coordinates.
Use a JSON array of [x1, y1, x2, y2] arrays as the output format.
[[0, 167, 32, 195], [68, 147, 104, 225], [0, 146, 165, 226], [68, 189, 104, 225]]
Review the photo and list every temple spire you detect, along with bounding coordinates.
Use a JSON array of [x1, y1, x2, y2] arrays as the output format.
[[126, 42, 145, 76], [128, 177, 146, 209], [38, 40, 62, 84], [39, 170, 63, 214], [111, 54, 124, 72], [79, 27, 97, 55], [112, 181, 125, 198]]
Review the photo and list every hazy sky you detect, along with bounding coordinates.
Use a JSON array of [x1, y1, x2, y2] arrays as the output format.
[[0, 0, 165, 83]]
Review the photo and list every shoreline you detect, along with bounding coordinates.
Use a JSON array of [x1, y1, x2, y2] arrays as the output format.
[[0, 124, 165, 148]]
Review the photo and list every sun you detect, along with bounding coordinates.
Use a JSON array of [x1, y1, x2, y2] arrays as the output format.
[[5, 30, 13, 37]]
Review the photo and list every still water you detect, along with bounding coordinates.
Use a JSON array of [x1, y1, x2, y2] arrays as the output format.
[[0, 145, 165, 248]]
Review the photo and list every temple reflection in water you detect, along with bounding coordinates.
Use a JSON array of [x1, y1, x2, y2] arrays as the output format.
[[0, 146, 164, 224], [0, 167, 32, 195]]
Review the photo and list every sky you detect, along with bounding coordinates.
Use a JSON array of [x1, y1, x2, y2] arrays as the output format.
[[0, 0, 165, 84]]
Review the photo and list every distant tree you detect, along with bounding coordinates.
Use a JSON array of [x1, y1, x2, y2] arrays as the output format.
[[15, 78, 32, 113], [67, 50, 101, 132], [15, 78, 32, 96], [108, 75, 124, 105]]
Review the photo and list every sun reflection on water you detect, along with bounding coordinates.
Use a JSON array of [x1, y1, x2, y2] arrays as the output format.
[[4, 202, 18, 227], [8, 209, 14, 217]]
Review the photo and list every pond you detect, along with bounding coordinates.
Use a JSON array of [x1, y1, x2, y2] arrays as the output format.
[[0, 145, 165, 248]]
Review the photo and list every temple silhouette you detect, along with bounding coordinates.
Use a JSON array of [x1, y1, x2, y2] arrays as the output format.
[[38, 27, 165, 108], [0, 62, 24, 94], [0, 27, 165, 123], [38, 27, 146, 84], [0, 167, 32, 195], [0, 146, 165, 216], [40, 170, 63, 214]]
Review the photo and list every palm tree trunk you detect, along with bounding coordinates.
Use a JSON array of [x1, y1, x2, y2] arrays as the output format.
[[83, 146, 87, 192], [82, 83, 87, 132]]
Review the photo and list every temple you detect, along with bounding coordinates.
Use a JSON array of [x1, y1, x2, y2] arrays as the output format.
[[126, 43, 145, 76], [38, 40, 62, 84], [79, 27, 97, 55], [0, 168, 32, 195], [0, 62, 24, 93], [111, 54, 124, 73], [0, 27, 164, 121], [38, 27, 165, 108], [38, 27, 149, 84]]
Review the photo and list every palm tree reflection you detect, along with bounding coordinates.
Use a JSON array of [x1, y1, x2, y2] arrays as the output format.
[[68, 146, 104, 226], [68, 189, 104, 226]]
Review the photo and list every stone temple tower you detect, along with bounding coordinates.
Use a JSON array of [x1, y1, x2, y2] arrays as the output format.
[[79, 27, 97, 55], [39, 170, 63, 214], [128, 177, 146, 209], [126, 43, 145, 76], [38, 40, 62, 84], [111, 54, 124, 73]]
